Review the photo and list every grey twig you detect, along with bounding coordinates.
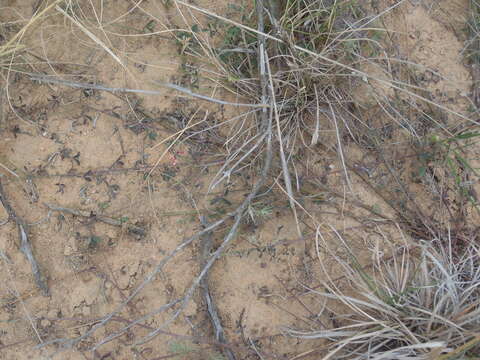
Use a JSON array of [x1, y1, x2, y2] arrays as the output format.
[[30, 165, 153, 179], [30, 74, 162, 95], [152, 81, 269, 108], [0, 178, 49, 296], [88, 300, 181, 350], [29, 74, 267, 108], [44, 203, 146, 237], [200, 216, 236, 360]]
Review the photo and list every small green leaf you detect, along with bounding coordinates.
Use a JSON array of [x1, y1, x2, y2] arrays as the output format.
[[119, 216, 129, 224], [209, 353, 226, 360], [89, 236, 102, 248], [429, 134, 441, 143], [372, 203, 382, 214], [161, 0, 172, 7], [454, 131, 480, 140], [418, 166, 427, 178], [148, 131, 158, 140], [98, 201, 110, 210], [143, 20, 155, 33], [169, 341, 194, 355]]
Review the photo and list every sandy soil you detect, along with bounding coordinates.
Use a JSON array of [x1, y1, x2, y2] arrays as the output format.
[[0, 0, 476, 359]]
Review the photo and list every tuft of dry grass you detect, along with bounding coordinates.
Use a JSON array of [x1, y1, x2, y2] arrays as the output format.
[[285, 227, 480, 360], [466, 0, 480, 65]]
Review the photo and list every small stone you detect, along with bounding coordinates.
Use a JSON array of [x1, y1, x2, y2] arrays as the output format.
[[47, 309, 59, 319], [40, 319, 51, 328], [64, 237, 78, 255], [64, 246, 74, 256], [106, 229, 117, 238]]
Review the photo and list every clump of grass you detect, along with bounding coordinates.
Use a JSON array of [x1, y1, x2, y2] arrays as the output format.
[[285, 229, 480, 359], [415, 131, 480, 215], [169, 0, 386, 192], [466, 0, 480, 65]]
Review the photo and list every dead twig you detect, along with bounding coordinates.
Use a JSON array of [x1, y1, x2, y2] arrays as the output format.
[[200, 216, 236, 360], [164, 5, 274, 356], [30, 74, 267, 108], [44, 203, 147, 237], [31, 165, 153, 179], [0, 178, 49, 296]]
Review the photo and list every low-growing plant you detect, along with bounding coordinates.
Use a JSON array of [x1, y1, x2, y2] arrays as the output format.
[[466, 0, 480, 65], [416, 131, 480, 213]]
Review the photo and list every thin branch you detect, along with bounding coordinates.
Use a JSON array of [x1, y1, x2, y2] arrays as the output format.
[[30, 74, 162, 95], [200, 216, 236, 360], [44, 203, 147, 237], [0, 178, 49, 296], [153, 81, 268, 108], [29, 74, 267, 108]]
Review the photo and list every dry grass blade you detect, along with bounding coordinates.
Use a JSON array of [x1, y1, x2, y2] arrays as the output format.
[[55, 4, 125, 68], [0, 0, 64, 60]]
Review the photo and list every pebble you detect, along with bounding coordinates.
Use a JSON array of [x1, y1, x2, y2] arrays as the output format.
[[47, 309, 59, 319]]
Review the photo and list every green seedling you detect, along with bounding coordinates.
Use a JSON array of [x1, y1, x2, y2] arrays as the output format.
[[98, 201, 110, 210], [89, 235, 102, 249]]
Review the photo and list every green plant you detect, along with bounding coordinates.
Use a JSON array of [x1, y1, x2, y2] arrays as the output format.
[[98, 201, 110, 210], [168, 341, 195, 356], [168, 341, 226, 359], [248, 201, 273, 222], [89, 235, 102, 249]]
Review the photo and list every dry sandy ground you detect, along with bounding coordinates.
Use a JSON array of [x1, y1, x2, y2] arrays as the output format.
[[0, 0, 477, 359]]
